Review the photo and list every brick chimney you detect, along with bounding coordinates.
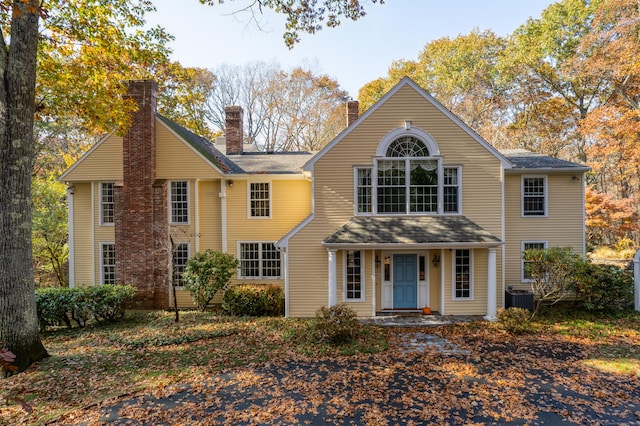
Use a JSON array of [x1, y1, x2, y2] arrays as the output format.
[[225, 106, 244, 155], [347, 100, 359, 126], [115, 80, 169, 309]]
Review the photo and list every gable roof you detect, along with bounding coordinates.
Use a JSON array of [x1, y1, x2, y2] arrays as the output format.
[[304, 76, 512, 172], [156, 115, 242, 174], [323, 216, 502, 248], [500, 149, 591, 172]]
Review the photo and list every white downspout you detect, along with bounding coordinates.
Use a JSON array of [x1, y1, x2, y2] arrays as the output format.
[[91, 182, 96, 285], [220, 180, 228, 252], [440, 248, 445, 315], [67, 185, 75, 288], [194, 180, 199, 252]]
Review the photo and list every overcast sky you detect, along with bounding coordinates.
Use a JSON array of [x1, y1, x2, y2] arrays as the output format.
[[146, 0, 556, 97]]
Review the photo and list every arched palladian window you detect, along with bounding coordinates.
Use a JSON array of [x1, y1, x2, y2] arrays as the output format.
[[355, 128, 460, 215], [386, 136, 430, 157], [377, 136, 438, 213]]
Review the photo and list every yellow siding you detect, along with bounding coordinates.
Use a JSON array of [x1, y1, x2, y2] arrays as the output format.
[[197, 180, 222, 252], [72, 183, 94, 286], [63, 119, 223, 183], [442, 249, 488, 315], [226, 178, 311, 288], [288, 84, 504, 317], [156, 123, 223, 179], [64, 135, 123, 181], [504, 173, 585, 291]]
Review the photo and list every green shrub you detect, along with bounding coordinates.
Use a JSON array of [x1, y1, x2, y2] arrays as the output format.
[[314, 304, 360, 344], [183, 250, 239, 311], [89, 284, 137, 322], [573, 261, 634, 311], [222, 284, 284, 317], [524, 247, 581, 316], [496, 308, 534, 335], [35, 284, 137, 330], [35, 287, 72, 331]]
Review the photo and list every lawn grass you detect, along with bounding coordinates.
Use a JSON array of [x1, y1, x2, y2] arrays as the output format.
[[1, 308, 638, 425], [535, 307, 640, 377], [0, 311, 386, 425]]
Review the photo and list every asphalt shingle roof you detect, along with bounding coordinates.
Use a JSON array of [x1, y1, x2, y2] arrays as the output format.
[[227, 152, 314, 174], [157, 115, 313, 175], [157, 114, 242, 174], [323, 216, 502, 247], [500, 149, 590, 170]]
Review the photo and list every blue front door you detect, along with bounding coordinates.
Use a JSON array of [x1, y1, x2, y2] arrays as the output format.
[[393, 254, 417, 309]]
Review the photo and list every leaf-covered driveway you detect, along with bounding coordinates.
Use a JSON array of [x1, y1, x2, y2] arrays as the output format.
[[57, 326, 640, 425]]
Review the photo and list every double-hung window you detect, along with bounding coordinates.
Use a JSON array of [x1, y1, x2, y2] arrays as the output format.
[[170, 181, 189, 224], [523, 176, 546, 216], [443, 167, 461, 213], [101, 243, 116, 285], [355, 168, 372, 214], [522, 241, 547, 281], [453, 249, 472, 299], [250, 182, 270, 218], [239, 242, 281, 278], [100, 182, 115, 225], [345, 250, 363, 301], [172, 243, 189, 286]]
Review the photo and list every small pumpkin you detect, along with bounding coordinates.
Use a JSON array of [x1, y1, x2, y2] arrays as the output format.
[[422, 307, 432, 315]]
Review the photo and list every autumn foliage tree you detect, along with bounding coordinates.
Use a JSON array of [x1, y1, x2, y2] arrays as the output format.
[[206, 62, 347, 152], [359, 0, 640, 249]]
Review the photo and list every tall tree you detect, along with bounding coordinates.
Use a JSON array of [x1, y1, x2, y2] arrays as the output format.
[[2, 0, 173, 373], [578, 0, 639, 237], [207, 62, 346, 151], [199, 0, 384, 47], [506, 0, 605, 161], [0, 0, 49, 372]]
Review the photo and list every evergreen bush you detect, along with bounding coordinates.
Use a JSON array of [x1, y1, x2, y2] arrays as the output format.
[[222, 284, 284, 316]]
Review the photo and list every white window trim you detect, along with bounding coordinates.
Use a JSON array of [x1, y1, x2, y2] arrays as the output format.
[[373, 156, 444, 215], [354, 166, 373, 216], [237, 241, 281, 279], [452, 248, 474, 301], [169, 180, 190, 225], [172, 242, 190, 288], [343, 250, 365, 302], [521, 175, 548, 218], [99, 182, 115, 226], [521, 240, 548, 283], [247, 181, 272, 219], [442, 165, 462, 215], [100, 242, 116, 285]]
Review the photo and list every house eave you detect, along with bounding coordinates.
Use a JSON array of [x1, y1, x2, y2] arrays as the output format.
[[504, 167, 591, 173], [322, 241, 504, 250]]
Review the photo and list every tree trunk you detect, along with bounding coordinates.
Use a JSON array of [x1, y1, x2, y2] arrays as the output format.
[[0, 0, 48, 373]]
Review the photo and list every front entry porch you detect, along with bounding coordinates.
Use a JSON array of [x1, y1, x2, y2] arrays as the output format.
[[322, 216, 502, 319]]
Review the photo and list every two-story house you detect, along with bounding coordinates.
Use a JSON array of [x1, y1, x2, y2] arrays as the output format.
[[60, 77, 589, 317]]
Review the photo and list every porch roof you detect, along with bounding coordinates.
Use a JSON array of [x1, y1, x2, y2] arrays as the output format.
[[323, 216, 502, 249]]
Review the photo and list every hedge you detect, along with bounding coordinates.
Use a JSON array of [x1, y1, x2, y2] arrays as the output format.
[[36, 284, 136, 331], [222, 284, 284, 317]]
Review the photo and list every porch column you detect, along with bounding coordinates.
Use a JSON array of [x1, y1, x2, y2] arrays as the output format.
[[328, 249, 338, 307], [484, 247, 497, 321]]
